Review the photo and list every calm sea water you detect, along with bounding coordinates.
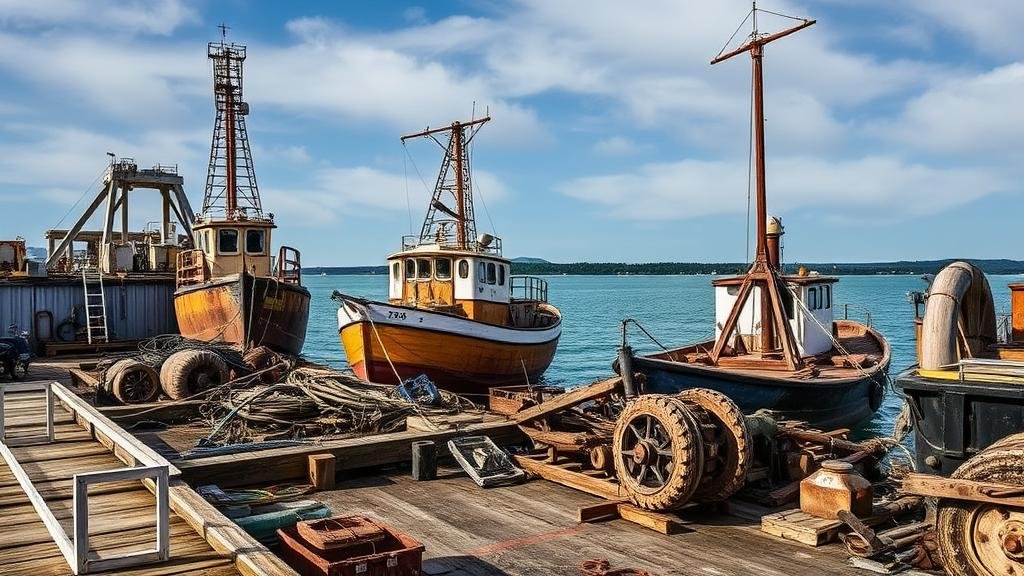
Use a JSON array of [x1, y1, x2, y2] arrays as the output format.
[[300, 273, 1019, 437]]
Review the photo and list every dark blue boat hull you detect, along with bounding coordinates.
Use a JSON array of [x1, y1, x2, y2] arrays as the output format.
[[630, 356, 888, 430]]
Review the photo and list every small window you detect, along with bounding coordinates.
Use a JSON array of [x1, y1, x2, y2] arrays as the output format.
[[807, 287, 819, 310], [478, 262, 487, 282], [458, 259, 469, 279], [824, 285, 832, 309], [245, 229, 265, 254], [205, 230, 213, 253], [417, 258, 431, 279], [487, 262, 496, 285], [392, 262, 400, 280], [435, 258, 452, 280], [404, 259, 416, 280], [218, 229, 238, 254], [499, 265, 506, 286]]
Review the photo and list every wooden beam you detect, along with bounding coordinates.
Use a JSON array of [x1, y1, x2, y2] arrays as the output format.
[[616, 504, 684, 535], [308, 454, 336, 491], [176, 420, 524, 487], [513, 377, 622, 424], [901, 473, 1024, 507], [514, 455, 623, 500]]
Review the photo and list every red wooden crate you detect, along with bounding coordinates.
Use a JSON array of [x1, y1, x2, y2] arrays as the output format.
[[277, 518, 424, 576]]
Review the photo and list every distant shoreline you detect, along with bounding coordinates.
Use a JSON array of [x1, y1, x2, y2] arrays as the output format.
[[305, 258, 1024, 277]]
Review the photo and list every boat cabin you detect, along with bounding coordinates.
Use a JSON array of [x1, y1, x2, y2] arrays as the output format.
[[190, 216, 276, 278], [387, 245, 514, 325], [713, 273, 837, 357]]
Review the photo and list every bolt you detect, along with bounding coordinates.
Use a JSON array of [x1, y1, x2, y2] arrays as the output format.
[[924, 455, 940, 468]]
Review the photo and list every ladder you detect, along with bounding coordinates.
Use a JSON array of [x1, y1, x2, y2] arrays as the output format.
[[81, 267, 109, 344]]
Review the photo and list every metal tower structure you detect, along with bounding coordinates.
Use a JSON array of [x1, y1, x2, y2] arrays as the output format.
[[401, 117, 490, 250], [202, 31, 263, 220]]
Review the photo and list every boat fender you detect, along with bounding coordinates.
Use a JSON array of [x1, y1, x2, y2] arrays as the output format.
[[160, 349, 229, 400], [868, 380, 885, 413]]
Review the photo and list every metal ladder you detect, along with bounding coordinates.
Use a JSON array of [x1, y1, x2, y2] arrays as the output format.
[[81, 267, 109, 344]]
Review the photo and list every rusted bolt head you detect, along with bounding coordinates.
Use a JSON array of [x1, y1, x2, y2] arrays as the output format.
[[924, 455, 940, 468]]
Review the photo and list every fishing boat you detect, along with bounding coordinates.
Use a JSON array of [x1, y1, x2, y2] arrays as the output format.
[[334, 117, 561, 393], [174, 35, 310, 355], [617, 8, 889, 430]]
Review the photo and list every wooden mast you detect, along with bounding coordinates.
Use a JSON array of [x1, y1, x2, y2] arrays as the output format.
[[707, 7, 815, 370]]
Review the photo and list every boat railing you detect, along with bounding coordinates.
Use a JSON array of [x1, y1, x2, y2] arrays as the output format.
[[510, 276, 549, 303], [175, 249, 208, 287], [277, 246, 302, 284], [840, 303, 873, 328], [400, 234, 503, 256]]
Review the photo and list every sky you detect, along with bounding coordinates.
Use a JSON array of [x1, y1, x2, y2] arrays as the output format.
[[0, 0, 1021, 267]]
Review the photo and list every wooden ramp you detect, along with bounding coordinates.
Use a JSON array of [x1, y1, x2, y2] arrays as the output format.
[[0, 381, 295, 576]]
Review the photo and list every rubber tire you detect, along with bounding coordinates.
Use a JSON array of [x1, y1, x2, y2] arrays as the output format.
[[612, 394, 704, 511], [106, 359, 160, 404], [159, 349, 229, 400], [937, 432, 1024, 576], [676, 388, 751, 502]]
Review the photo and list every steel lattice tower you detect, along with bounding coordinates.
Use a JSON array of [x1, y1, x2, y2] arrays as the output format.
[[202, 37, 263, 219]]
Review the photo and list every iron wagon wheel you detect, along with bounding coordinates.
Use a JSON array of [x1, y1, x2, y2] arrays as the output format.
[[937, 432, 1024, 576], [160, 349, 229, 400], [612, 394, 704, 511], [676, 388, 751, 502], [107, 359, 160, 404]]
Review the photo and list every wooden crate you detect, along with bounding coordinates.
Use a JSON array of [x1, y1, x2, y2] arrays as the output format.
[[761, 509, 842, 546]]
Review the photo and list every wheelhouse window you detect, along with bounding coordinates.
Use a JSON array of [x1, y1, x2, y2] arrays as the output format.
[[486, 262, 496, 285], [392, 262, 400, 280], [824, 285, 832, 309], [245, 229, 266, 254], [417, 258, 432, 279], [458, 259, 469, 279], [217, 229, 238, 254], [435, 258, 452, 280], [499, 264, 506, 286], [478, 261, 487, 282], [807, 287, 819, 310], [404, 258, 416, 280]]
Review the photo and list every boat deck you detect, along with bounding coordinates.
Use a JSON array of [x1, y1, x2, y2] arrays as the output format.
[[314, 465, 862, 576]]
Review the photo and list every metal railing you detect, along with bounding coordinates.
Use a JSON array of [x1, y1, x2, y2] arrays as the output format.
[[401, 234, 503, 256], [0, 381, 171, 574], [510, 275, 549, 302]]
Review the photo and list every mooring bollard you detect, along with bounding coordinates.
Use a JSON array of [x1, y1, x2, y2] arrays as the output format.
[[411, 440, 437, 480]]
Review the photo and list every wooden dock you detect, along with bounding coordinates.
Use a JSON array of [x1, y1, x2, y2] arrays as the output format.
[[0, 378, 296, 576]]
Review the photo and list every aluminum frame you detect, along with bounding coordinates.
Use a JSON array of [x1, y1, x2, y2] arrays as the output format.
[[0, 380, 55, 446]]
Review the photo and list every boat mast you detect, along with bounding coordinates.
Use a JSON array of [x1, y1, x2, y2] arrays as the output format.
[[402, 116, 490, 250], [707, 5, 815, 370], [203, 25, 264, 220]]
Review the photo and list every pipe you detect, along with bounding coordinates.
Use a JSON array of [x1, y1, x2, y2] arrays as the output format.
[[920, 261, 996, 370]]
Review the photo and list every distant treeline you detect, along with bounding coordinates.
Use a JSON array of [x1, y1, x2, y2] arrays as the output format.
[[305, 259, 1024, 277]]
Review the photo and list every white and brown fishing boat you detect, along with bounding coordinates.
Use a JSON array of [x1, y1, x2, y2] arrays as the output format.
[[174, 37, 310, 355], [334, 117, 561, 393], [617, 8, 889, 429]]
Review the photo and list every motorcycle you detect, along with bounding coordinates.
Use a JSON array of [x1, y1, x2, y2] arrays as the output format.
[[0, 323, 32, 380]]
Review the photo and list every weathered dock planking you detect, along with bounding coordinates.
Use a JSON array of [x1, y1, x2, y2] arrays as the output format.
[[0, 381, 296, 576]]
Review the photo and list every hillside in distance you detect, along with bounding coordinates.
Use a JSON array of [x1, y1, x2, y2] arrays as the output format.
[[305, 258, 1024, 276]]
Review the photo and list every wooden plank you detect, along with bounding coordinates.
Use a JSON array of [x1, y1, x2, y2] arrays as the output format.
[[514, 455, 623, 500], [761, 508, 842, 546], [901, 473, 1024, 507], [513, 377, 621, 424], [577, 501, 621, 523], [616, 503, 684, 535], [175, 419, 523, 487]]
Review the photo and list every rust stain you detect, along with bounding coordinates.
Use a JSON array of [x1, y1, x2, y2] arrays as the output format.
[[464, 525, 585, 557]]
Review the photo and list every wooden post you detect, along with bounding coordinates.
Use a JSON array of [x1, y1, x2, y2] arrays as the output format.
[[308, 454, 336, 491]]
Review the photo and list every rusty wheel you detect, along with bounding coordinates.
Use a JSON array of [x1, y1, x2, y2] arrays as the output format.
[[676, 388, 751, 502], [612, 394, 703, 511], [107, 359, 160, 404], [937, 432, 1024, 576], [243, 345, 281, 383]]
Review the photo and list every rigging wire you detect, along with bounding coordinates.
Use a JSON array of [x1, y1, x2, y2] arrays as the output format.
[[468, 140, 498, 238], [756, 8, 807, 22], [403, 147, 413, 236], [52, 166, 107, 230], [714, 8, 754, 60]]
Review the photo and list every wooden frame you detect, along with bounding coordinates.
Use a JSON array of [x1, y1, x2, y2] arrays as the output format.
[[0, 380, 55, 446]]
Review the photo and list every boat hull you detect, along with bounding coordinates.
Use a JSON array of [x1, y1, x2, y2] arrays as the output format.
[[174, 273, 310, 355], [336, 296, 560, 394], [625, 323, 890, 430]]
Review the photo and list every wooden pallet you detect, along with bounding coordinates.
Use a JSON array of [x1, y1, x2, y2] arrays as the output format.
[[761, 508, 842, 546]]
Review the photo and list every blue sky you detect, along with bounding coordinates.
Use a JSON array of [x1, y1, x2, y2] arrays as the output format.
[[0, 0, 1021, 266]]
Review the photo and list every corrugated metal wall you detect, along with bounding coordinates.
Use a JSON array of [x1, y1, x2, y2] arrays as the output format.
[[0, 280, 178, 341]]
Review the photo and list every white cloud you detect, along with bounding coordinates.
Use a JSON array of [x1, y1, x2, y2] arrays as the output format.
[[904, 0, 1024, 57], [559, 155, 1010, 221], [593, 136, 641, 156], [0, 0, 199, 35]]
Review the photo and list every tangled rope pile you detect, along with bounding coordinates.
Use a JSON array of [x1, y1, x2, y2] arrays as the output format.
[[199, 366, 477, 446], [97, 335, 248, 374]]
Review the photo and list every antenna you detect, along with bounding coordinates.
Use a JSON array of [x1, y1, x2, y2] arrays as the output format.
[[202, 32, 264, 220]]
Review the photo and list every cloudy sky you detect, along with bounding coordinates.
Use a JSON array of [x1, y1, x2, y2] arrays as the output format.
[[0, 0, 1021, 266]]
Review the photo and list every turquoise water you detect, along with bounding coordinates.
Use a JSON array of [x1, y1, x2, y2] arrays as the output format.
[[301, 273, 1019, 436]]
